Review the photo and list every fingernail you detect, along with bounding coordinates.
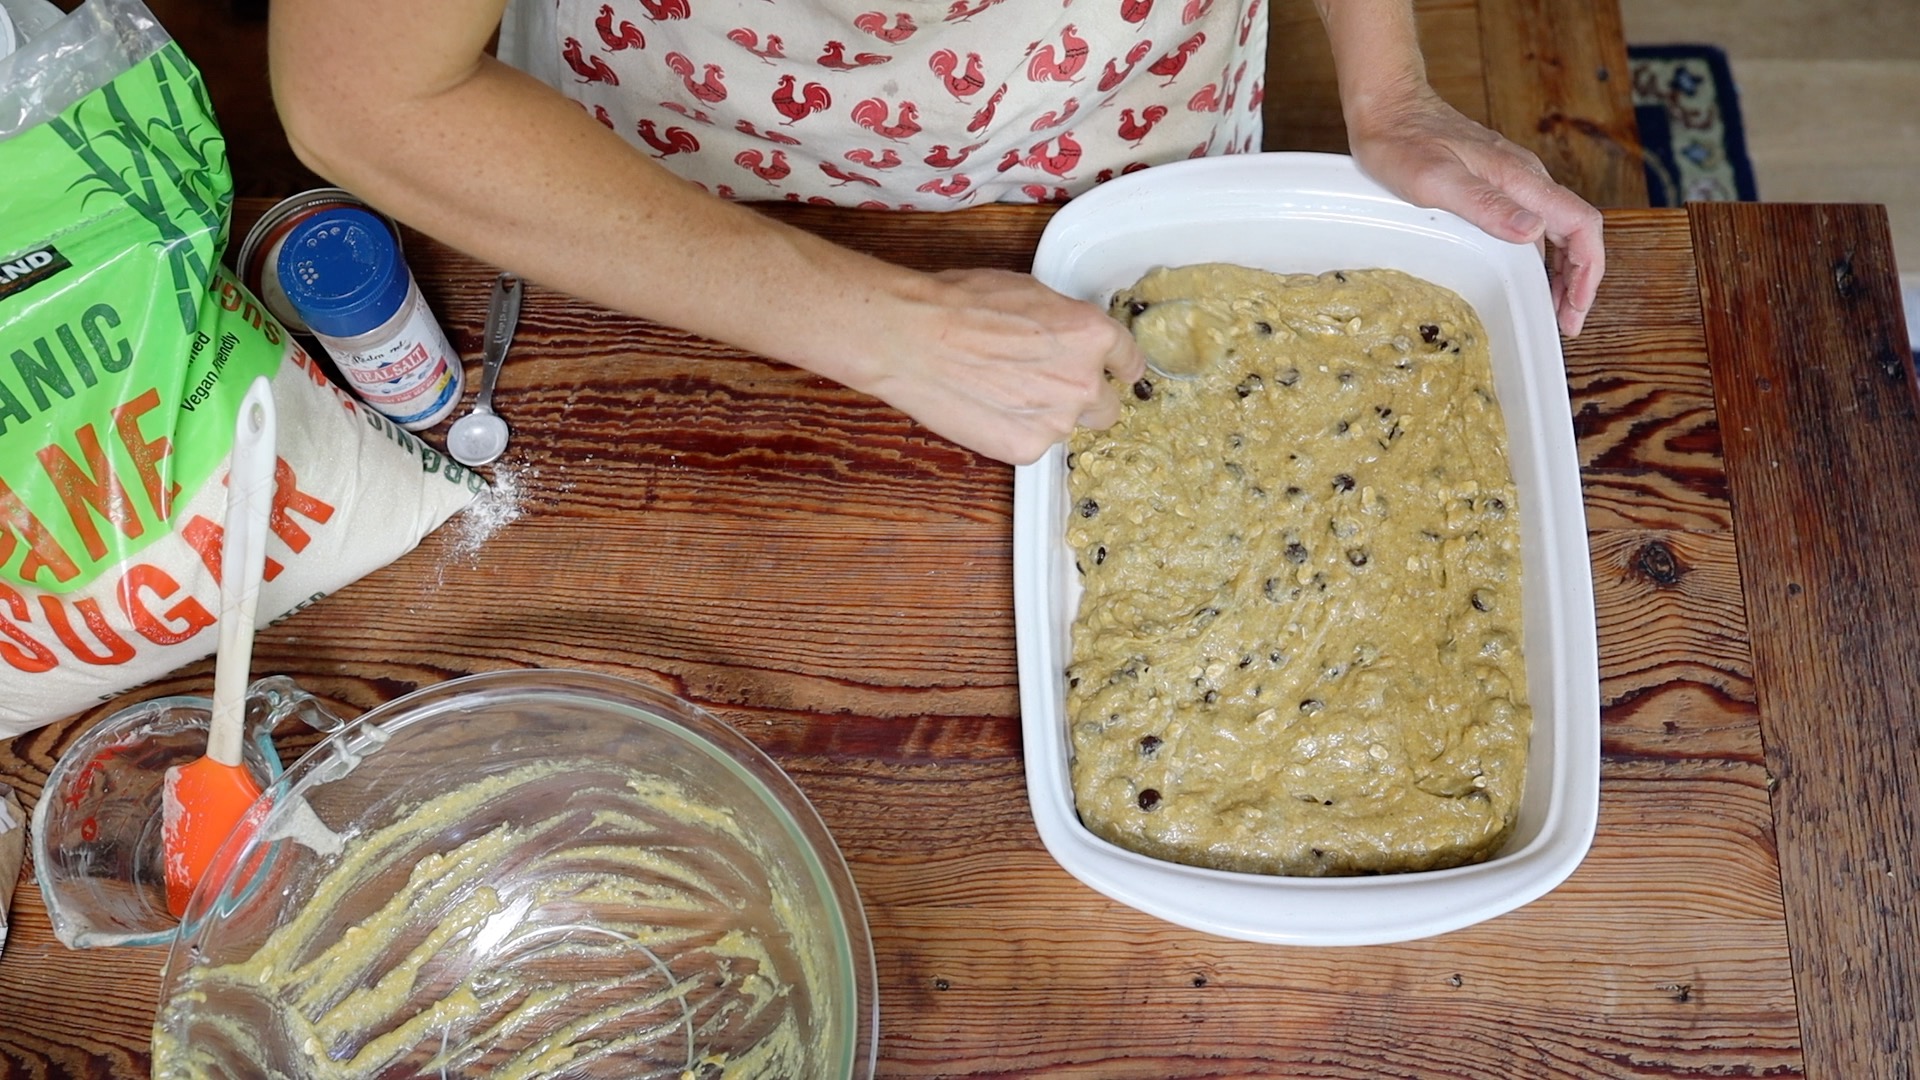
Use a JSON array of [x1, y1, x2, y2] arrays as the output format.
[[1512, 210, 1544, 236]]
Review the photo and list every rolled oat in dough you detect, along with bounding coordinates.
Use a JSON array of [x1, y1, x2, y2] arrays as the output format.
[[1064, 263, 1530, 877]]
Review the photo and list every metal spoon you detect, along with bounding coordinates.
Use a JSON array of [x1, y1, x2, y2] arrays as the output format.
[[1125, 299, 1230, 381], [446, 272, 522, 467]]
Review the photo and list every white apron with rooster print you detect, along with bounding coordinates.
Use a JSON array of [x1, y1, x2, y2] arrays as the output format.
[[498, 0, 1267, 208]]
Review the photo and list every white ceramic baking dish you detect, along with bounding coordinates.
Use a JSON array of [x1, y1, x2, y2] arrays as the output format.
[[1013, 153, 1599, 946]]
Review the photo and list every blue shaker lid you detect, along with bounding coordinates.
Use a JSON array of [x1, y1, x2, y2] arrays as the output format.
[[276, 207, 408, 339]]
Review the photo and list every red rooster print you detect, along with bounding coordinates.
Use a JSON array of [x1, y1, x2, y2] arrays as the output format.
[[917, 175, 972, 197], [1030, 98, 1079, 131], [851, 98, 922, 140], [592, 104, 616, 128], [1224, 60, 1247, 111], [636, 118, 698, 157], [819, 162, 883, 187], [773, 75, 832, 124], [1149, 32, 1205, 85], [1121, 0, 1153, 21], [923, 142, 982, 168], [1188, 82, 1220, 112], [660, 101, 713, 124], [854, 11, 917, 42], [1098, 40, 1154, 91], [727, 28, 786, 63], [1181, 0, 1215, 24], [665, 53, 727, 103], [1117, 104, 1166, 144], [595, 5, 646, 51], [1024, 131, 1082, 177], [966, 82, 1009, 133], [786, 193, 841, 205], [1240, 0, 1262, 45], [929, 48, 986, 99], [996, 148, 1022, 172], [562, 38, 620, 84], [734, 148, 792, 183], [819, 41, 892, 69], [846, 147, 903, 169], [945, 0, 1005, 23], [1021, 184, 1072, 203], [1026, 24, 1088, 83], [1095, 161, 1151, 183], [736, 118, 802, 144], [640, 0, 690, 20]]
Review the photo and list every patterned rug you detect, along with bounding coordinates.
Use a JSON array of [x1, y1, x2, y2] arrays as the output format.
[[1629, 44, 1758, 207]]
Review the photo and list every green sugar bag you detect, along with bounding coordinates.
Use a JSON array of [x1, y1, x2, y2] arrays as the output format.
[[0, 0, 481, 734]]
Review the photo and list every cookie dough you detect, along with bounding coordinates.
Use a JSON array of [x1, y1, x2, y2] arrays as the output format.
[[1064, 263, 1530, 877]]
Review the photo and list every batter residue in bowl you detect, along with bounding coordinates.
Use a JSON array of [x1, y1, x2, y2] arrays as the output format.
[[1064, 263, 1530, 877], [153, 762, 838, 1079]]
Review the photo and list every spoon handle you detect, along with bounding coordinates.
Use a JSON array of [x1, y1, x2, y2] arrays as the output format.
[[476, 272, 522, 410]]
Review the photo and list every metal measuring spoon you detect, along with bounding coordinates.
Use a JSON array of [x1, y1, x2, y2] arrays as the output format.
[[446, 272, 522, 467], [1121, 298, 1233, 381]]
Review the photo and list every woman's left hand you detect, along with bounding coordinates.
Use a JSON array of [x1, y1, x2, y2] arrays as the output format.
[[1346, 85, 1605, 338]]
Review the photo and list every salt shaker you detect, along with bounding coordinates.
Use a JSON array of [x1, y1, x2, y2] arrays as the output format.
[[277, 207, 464, 431]]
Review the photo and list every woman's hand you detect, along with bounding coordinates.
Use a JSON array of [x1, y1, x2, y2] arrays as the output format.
[[1346, 86, 1605, 337], [1314, 0, 1605, 337], [852, 269, 1147, 466]]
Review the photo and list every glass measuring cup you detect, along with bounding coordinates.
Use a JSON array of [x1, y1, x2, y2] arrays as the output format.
[[31, 676, 340, 949]]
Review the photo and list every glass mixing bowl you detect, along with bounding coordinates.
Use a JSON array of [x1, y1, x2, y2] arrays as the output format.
[[152, 670, 877, 1079]]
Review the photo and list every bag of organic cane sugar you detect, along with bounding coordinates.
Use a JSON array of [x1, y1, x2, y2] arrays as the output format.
[[0, 0, 481, 735]]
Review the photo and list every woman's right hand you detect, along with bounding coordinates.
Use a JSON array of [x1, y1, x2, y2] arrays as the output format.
[[847, 268, 1147, 466]]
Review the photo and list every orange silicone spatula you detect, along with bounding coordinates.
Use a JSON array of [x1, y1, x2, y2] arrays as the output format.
[[162, 376, 278, 918]]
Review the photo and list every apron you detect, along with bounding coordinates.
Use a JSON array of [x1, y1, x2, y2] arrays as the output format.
[[502, 0, 1267, 207]]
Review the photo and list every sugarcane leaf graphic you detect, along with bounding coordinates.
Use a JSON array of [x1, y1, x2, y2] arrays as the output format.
[[146, 52, 229, 236], [104, 79, 219, 245], [50, 108, 204, 335]]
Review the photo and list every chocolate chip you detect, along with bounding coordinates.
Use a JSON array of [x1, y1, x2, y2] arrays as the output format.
[[1137, 788, 1162, 811], [1299, 698, 1324, 714], [1420, 323, 1441, 344], [1470, 589, 1492, 612], [1094, 545, 1108, 565], [1255, 321, 1273, 335], [1138, 734, 1162, 757], [1127, 299, 1150, 317], [1235, 374, 1263, 397], [1202, 690, 1218, 705], [1285, 540, 1308, 564], [1346, 548, 1369, 566], [1132, 379, 1154, 401], [1076, 497, 1099, 519], [1333, 474, 1355, 492]]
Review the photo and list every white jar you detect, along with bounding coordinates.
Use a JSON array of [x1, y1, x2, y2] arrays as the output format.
[[277, 207, 464, 431]]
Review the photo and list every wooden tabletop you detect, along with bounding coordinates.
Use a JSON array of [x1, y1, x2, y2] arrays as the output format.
[[1, 198, 1912, 1078]]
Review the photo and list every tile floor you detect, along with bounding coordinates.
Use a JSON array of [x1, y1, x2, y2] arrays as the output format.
[[1620, 0, 1920, 348]]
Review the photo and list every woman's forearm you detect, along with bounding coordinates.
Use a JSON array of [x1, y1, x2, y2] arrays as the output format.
[[269, 0, 920, 393], [1311, 0, 1431, 133], [267, 0, 1142, 463]]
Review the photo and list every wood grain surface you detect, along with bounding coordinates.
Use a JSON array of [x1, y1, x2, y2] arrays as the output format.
[[1693, 202, 1920, 1080], [0, 201, 1861, 1077]]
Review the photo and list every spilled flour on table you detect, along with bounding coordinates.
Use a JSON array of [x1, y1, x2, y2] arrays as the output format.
[[438, 459, 532, 575]]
